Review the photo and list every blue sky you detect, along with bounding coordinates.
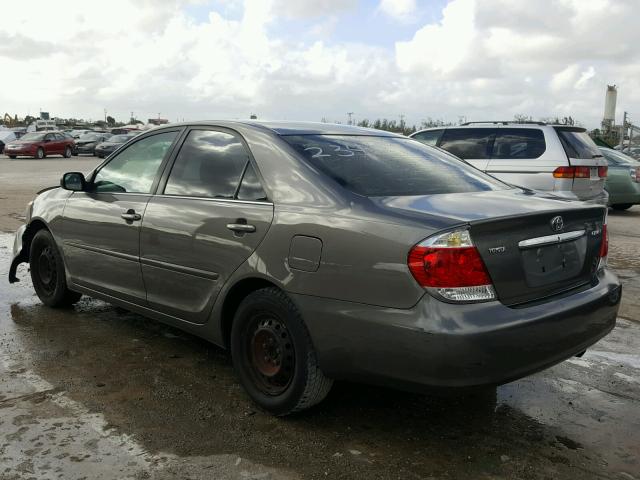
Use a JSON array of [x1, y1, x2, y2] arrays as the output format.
[[185, 0, 449, 49]]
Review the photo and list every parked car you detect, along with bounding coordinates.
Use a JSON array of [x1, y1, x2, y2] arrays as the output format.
[[0, 129, 17, 154], [94, 133, 135, 158], [3, 131, 74, 159], [75, 133, 113, 155], [599, 147, 640, 210], [8, 122, 620, 415], [70, 129, 94, 139], [411, 122, 608, 205]]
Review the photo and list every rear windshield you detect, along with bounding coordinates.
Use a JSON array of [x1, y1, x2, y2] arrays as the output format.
[[282, 135, 508, 197], [556, 128, 602, 159], [600, 148, 637, 165]]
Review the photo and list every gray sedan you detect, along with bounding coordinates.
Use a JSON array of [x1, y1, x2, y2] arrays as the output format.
[[8, 121, 621, 415]]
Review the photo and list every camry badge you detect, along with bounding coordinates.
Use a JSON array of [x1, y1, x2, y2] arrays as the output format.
[[550, 216, 564, 232]]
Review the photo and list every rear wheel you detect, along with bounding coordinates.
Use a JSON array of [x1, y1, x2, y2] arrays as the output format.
[[29, 229, 82, 307], [63, 146, 72, 158], [9, 155, 16, 159], [612, 204, 632, 211], [231, 287, 333, 415], [35, 147, 44, 159]]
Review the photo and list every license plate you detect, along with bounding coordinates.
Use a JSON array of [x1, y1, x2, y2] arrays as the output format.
[[590, 167, 598, 179], [521, 238, 586, 287]]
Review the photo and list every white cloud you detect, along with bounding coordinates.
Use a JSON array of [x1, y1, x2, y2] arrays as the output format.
[[378, 0, 417, 21], [0, 0, 639, 128]]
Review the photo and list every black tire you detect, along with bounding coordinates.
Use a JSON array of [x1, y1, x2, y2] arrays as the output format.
[[29, 229, 82, 307], [612, 204, 632, 211], [63, 146, 72, 158], [231, 287, 333, 415], [9, 155, 16, 159], [35, 147, 45, 159]]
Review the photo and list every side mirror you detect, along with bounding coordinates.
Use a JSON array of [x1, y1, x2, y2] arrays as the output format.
[[60, 172, 86, 191]]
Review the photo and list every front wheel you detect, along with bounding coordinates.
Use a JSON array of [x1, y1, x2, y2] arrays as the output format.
[[29, 229, 82, 307], [35, 147, 44, 159], [9, 155, 16, 159], [63, 146, 72, 158], [231, 287, 333, 415], [612, 204, 632, 211]]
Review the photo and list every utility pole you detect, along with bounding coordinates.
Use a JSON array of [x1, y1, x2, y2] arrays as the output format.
[[620, 111, 628, 150], [347, 112, 354, 125]]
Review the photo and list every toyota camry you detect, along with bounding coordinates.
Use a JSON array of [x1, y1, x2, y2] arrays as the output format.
[[8, 121, 621, 415]]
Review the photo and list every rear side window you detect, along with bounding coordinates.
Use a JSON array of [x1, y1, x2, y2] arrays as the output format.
[[491, 129, 546, 159], [556, 128, 602, 159], [439, 128, 493, 159], [282, 135, 507, 197], [412, 129, 443, 146], [165, 129, 266, 200]]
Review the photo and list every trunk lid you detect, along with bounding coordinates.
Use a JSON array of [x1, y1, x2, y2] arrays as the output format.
[[375, 189, 607, 306]]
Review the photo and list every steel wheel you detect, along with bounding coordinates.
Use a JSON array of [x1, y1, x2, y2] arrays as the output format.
[[247, 315, 295, 396], [36, 246, 57, 295], [29, 229, 82, 307], [231, 287, 333, 415]]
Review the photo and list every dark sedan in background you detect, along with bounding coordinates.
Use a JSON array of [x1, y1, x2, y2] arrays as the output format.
[[75, 132, 112, 155], [8, 121, 620, 415], [94, 133, 135, 158]]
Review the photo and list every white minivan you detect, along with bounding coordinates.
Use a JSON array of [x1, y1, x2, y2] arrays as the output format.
[[411, 122, 608, 205]]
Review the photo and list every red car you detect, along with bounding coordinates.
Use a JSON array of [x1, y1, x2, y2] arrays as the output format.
[[3, 131, 75, 159]]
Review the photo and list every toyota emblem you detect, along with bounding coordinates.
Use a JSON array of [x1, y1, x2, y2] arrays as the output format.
[[550, 215, 564, 232]]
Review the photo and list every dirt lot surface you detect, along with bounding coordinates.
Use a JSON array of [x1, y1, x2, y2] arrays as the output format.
[[1, 155, 639, 479]]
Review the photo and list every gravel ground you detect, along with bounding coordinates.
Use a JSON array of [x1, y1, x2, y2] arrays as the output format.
[[0, 155, 639, 479]]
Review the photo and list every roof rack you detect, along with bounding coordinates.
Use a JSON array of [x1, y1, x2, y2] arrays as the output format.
[[460, 121, 547, 126]]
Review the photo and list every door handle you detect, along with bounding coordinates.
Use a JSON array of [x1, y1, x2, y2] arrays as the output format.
[[226, 223, 256, 233], [121, 210, 141, 222]]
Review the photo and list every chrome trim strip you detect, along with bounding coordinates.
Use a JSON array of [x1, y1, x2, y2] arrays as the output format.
[[154, 195, 273, 206], [518, 230, 585, 249]]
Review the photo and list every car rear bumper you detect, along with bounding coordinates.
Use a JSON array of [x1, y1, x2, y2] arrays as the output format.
[[550, 188, 609, 206], [293, 268, 621, 391]]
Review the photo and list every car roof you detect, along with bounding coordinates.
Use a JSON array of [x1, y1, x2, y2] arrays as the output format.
[[151, 120, 401, 137]]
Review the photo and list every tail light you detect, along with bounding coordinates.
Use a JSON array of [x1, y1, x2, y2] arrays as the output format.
[[408, 229, 496, 302], [631, 167, 640, 183], [598, 166, 608, 178], [553, 166, 591, 178], [597, 219, 608, 271]]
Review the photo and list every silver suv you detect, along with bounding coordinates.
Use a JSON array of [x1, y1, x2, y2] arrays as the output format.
[[411, 122, 608, 205]]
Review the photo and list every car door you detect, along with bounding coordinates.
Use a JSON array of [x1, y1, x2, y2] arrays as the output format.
[[60, 130, 181, 304], [43, 133, 59, 155], [437, 128, 494, 171], [140, 127, 274, 324]]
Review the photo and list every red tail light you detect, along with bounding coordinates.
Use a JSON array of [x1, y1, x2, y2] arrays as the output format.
[[408, 229, 495, 302], [553, 166, 591, 178], [598, 166, 608, 178], [408, 247, 491, 287], [632, 167, 640, 183], [599, 224, 608, 258]]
